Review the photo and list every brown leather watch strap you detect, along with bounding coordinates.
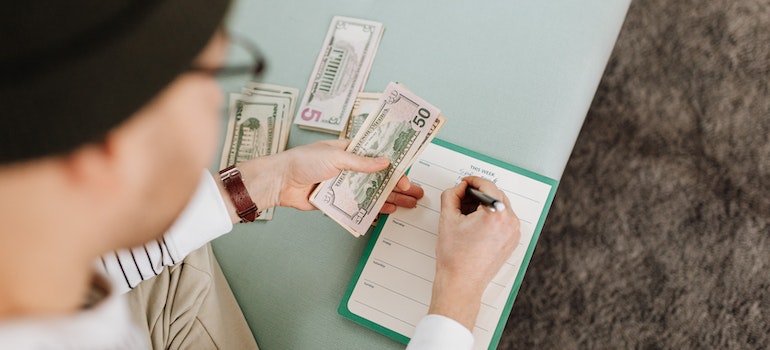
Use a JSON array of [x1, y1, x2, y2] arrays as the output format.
[[219, 165, 260, 222]]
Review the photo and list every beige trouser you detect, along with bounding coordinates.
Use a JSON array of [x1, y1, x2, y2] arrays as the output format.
[[126, 243, 259, 350]]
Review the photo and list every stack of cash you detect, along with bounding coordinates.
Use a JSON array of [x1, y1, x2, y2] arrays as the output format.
[[219, 82, 299, 220], [310, 82, 446, 236], [294, 16, 384, 134]]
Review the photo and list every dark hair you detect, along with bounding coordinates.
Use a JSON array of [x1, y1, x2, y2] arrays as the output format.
[[0, 0, 231, 164]]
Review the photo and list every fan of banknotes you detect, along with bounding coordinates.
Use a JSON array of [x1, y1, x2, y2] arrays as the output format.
[[310, 82, 445, 236], [220, 17, 446, 236]]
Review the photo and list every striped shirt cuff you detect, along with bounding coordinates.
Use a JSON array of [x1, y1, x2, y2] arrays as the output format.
[[99, 170, 233, 294]]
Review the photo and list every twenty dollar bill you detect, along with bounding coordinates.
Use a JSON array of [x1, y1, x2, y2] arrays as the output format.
[[339, 92, 382, 140], [220, 83, 298, 220]]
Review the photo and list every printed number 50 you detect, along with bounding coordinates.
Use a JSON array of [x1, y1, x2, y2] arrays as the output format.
[[301, 108, 322, 122], [412, 108, 430, 128]]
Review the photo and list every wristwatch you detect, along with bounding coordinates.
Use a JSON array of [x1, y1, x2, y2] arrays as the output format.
[[219, 165, 260, 222]]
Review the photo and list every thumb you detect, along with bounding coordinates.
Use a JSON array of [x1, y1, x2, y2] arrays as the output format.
[[338, 152, 390, 173]]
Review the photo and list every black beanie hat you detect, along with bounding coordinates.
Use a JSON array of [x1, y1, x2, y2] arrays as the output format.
[[0, 0, 231, 164]]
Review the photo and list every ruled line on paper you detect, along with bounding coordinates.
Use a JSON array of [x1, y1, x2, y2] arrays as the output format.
[[352, 300, 417, 328]]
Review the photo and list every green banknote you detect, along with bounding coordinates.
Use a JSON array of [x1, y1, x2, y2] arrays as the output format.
[[339, 92, 382, 140], [219, 83, 297, 220]]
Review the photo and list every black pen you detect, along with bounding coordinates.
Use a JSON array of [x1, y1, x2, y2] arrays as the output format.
[[466, 187, 506, 212]]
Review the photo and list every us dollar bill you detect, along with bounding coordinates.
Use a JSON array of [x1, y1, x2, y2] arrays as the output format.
[[310, 82, 444, 236], [220, 84, 298, 220], [242, 82, 298, 152], [339, 92, 382, 140], [294, 16, 384, 134]]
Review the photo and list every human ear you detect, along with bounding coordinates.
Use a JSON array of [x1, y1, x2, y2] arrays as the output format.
[[60, 140, 121, 201]]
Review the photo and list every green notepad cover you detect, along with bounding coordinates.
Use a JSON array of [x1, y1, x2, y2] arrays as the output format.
[[338, 138, 558, 348]]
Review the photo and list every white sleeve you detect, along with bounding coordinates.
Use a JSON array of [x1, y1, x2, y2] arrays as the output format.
[[97, 170, 233, 294], [406, 314, 474, 350]]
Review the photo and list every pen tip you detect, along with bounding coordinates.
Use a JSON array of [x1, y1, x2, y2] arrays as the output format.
[[493, 202, 506, 212]]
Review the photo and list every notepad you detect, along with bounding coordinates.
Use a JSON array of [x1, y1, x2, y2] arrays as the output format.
[[338, 138, 558, 349]]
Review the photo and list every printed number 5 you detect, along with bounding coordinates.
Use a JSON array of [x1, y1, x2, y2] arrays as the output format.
[[301, 108, 322, 122], [412, 108, 430, 128]]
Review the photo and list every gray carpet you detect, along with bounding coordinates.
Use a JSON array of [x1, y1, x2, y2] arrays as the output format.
[[501, 0, 770, 348]]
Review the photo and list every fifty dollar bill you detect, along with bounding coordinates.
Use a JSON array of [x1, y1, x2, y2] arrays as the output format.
[[310, 82, 445, 236]]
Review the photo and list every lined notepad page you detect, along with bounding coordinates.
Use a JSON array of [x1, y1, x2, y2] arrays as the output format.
[[346, 142, 554, 349]]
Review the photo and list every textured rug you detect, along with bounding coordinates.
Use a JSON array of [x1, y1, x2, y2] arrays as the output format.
[[501, 0, 769, 348]]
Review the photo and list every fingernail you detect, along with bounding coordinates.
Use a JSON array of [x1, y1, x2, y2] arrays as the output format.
[[376, 157, 390, 164]]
